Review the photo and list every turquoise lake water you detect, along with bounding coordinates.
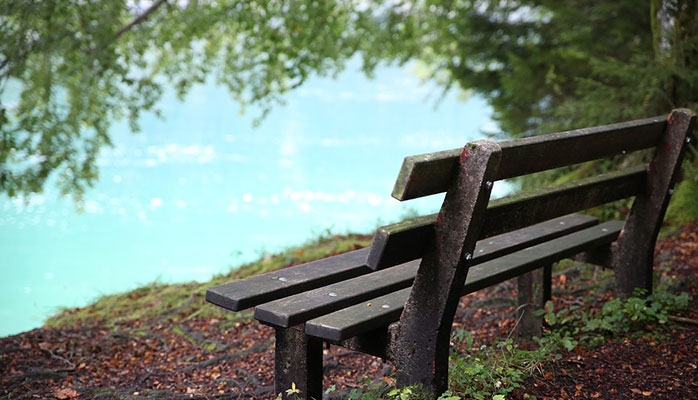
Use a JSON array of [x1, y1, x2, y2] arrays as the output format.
[[0, 63, 508, 337]]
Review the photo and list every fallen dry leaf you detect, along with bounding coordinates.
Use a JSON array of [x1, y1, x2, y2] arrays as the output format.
[[53, 387, 79, 399]]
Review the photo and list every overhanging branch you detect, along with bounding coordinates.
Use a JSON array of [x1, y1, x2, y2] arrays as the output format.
[[114, 0, 169, 39]]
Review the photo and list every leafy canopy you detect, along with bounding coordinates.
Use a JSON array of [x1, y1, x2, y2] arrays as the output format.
[[1, 0, 697, 200], [0, 0, 381, 199]]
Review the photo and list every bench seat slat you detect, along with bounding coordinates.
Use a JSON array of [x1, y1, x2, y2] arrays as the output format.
[[255, 214, 598, 328], [463, 220, 624, 292], [205, 248, 371, 311], [368, 214, 597, 271], [306, 220, 624, 341], [469, 214, 598, 264], [306, 287, 410, 341], [369, 167, 644, 269], [254, 261, 419, 328], [393, 116, 665, 200]]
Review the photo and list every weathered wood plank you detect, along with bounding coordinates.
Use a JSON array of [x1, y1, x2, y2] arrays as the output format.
[[305, 287, 410, 341], [205, 248, 371, 311], [462, 221, 624, 294], [481, 166, 644, 238], [391, 148, 460, 201], [393, 116, 666, 200], [471, 214, 598, 264], [366, 214, 436, 270], [368, 213, 597, 270], [370, 167, 643, 270], [496, 119, 661, 181], [305, 221, 623, 341], [254, 261, 420, 328]]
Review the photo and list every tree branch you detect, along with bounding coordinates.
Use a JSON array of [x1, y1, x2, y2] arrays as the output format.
[[114, 0, 169, 40]]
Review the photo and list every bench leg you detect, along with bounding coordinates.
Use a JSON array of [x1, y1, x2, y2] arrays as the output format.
[[275, 326, 323, 400], [615, 109, 695, 298], [393, 141, 502, 398], [516, 264, 552, 340]]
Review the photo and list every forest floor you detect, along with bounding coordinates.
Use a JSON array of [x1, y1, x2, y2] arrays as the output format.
[[1, 222, 697, 400]]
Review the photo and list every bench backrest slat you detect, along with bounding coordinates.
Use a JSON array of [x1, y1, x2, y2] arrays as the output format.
[[393, 116, 666, 201], [369, 167, 645, 269], [482, 166, 645, 237], [496, 118, 664, 180]]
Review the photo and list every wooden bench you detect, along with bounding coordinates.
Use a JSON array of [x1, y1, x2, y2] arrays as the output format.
[[206, 109, 696, 399]]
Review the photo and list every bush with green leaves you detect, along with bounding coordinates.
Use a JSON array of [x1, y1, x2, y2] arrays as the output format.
[[582, 289, 689, 334], [541, 289, 690, 347]]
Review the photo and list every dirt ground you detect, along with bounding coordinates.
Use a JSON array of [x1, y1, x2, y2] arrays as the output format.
[[2, 222, 697, 400]]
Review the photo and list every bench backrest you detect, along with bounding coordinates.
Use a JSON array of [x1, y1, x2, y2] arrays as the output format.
[[369, 109, 696, 277]]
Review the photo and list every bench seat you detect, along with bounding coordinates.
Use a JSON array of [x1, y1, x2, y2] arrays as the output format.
[[305, 220, 623, 341], [251, 214, 605, 328]]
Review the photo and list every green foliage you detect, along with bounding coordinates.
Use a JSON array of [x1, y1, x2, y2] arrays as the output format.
[[386, 387, 420, 400], [382, 1, 678, 137], [541, 290, 690, 347], [581, 290, 690, 334], [667, 155, 698, 223], [449, 330, 541, 399], [382, 386, 462, 400], [3, 1, 698, 201], [0, 0, 380, 199], [346, 384, 460, 400], [321, 378, 388, 400], [357, 287, 690, 400], [447, 326, 583, 399], [442, 289, 689, 399]]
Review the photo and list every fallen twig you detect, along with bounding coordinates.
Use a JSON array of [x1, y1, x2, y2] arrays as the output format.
[[668, 315, 698, 326]]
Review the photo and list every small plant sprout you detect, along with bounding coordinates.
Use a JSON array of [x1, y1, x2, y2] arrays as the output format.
[[278, 382, 301, 399]]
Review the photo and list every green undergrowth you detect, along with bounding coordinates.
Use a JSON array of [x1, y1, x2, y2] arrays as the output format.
[[340, 289, 690, 400], [666, 159, 698, 224], [45, 231, 371, 329], [541, 289, 690, 348]]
